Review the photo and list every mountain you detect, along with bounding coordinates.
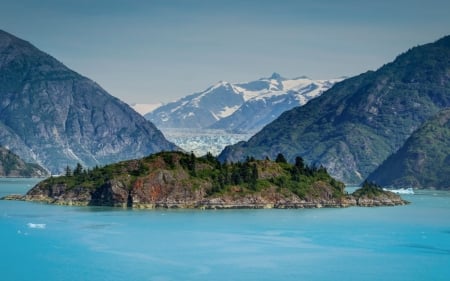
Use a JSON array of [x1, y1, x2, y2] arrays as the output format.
[[367, 108, 450, 189], [219, 35, 450, 184], [145, 73, 341, 133], [0, 30, 177, 174], [3, 151, 407, 208], [130, 102, 163, 115], [0, 146, 48, 177]]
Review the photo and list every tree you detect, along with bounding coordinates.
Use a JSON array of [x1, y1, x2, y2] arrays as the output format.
[[205, 152, 216, 164], [73, 163, 83, 176], [295, 156, 305, 171], [65, 165, 72, 177], [231, 164, 242, 185], [275, 153, 287, 163], [249, 164, 258, 190], [189, 152, 196, 176]]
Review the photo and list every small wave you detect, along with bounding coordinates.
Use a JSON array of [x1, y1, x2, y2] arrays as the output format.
[[383, 188, 414, 194], [27, 223, 46, 229]]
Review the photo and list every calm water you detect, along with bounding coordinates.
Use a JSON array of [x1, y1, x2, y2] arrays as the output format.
[[1, 178, 449, 281]]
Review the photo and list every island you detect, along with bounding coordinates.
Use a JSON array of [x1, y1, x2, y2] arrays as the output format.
[[2, 151, 408, 208]]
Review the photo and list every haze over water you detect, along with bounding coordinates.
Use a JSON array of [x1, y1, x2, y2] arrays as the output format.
[[1, 178, 449, 281]]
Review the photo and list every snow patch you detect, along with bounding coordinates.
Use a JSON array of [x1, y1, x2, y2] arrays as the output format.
[[182, 112, 195, 119], [217, 105, 240, 118], [170, 101, 189, 113], [65, 148, 82, 162]]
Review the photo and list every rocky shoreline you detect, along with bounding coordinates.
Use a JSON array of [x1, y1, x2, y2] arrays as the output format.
[[2, 188, 408, 209]]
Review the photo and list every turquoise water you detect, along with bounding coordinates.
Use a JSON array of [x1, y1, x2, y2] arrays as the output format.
[[1, 178, 449, 281]]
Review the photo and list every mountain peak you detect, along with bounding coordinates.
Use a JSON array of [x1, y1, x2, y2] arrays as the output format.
[[206, 80, 233, 92], [269, 72, 284, 80], [214, 80, 231, 87]]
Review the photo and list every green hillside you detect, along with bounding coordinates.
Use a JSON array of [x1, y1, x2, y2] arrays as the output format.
[[367, 109, 450, 189], [219, 35, 450, 184]]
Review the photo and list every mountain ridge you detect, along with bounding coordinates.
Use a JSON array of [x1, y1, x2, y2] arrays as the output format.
[[145, 73, 341, 133]]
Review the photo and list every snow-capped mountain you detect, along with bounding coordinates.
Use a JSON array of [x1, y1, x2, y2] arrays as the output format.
[[145, 73, 342, 132], [211, 74, 342, 133], [145, 81, 245, 129], [130, 102, 163, 115]]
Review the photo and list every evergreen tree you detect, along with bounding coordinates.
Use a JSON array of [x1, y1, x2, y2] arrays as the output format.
[[73, 163, 83, 176], [231, 164, 242, 185], [249, 164, 258, 190], [189, 152, 196, 176], [275, 153, 287, 163], [295, 156, 305, 171], [65, 165, 72, 177]]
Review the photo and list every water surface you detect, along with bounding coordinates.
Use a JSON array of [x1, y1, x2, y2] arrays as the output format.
[[1, 178, 449, 281]]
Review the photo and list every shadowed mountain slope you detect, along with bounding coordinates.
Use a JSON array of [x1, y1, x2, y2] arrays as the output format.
[[367, 108, 450, 189]]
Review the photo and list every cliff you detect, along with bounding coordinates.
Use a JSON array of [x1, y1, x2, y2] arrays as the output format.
[[2, 152, 407, 208]]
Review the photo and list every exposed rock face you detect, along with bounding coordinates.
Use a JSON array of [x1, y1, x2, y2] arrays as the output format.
[[219, 35, 450, 184], [10, 180, 407, 209], [3, 152, 408, 208], [0, 30, 177, 174], [0, 146, 48, 177]]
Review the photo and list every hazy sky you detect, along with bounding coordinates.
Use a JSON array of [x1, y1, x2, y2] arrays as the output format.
[[1, 0, 449, 104]]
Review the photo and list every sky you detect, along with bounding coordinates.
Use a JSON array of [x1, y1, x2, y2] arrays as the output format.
[[1, 0, 450, 104]]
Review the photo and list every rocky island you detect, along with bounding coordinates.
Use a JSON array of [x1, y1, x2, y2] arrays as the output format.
[[3, 152, 407, 209]]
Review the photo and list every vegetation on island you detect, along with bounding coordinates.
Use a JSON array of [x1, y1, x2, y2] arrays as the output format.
[[352, 181, 386, 198], [4, 151, 407, 208], [43, 151, 345, 201]]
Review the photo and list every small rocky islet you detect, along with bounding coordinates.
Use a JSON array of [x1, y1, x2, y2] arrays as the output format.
[[3, 151, 408, 209]]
